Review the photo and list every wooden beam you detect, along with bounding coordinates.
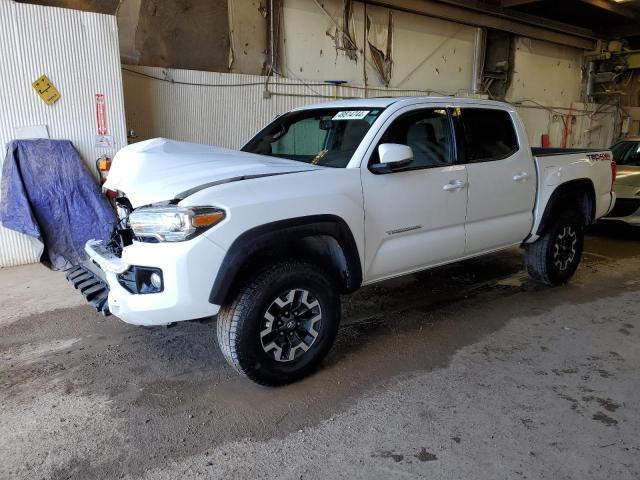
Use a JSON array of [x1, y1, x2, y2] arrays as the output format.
[[364, 0, 597, 50], [579, 0, 639, 19], [501, 0, 544, 7], [608, 23, 640, 39], [436, 0, 595, 37]]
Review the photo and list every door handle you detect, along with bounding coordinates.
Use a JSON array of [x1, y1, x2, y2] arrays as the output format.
[[513, 171, 530, 182], [443, 180, 467, 191]]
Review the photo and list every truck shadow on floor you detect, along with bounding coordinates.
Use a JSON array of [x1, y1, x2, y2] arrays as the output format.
[[592, 220, 640, 236], [2, 235, 639, 479], [4, 248, 531, 415], [2, 231, 635, 402]]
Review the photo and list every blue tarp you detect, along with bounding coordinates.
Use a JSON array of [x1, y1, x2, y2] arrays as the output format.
[[0, 139, 116, 270]]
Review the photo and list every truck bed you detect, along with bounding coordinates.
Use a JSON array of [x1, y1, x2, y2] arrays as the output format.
[[529, 147, 615, 242]]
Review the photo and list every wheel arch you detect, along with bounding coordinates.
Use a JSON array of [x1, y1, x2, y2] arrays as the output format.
[[536, 179, 596, 236], [209, 215, 363, 305]]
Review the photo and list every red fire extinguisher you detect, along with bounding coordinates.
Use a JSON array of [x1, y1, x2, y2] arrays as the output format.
[[95, 155, 116, 198]]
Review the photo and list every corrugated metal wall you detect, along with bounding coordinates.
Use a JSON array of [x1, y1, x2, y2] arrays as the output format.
[[0, 0, 127, 267], [122, 65, 465, 149], [122, 65, 617, 151], [122, 66, 340, 149]]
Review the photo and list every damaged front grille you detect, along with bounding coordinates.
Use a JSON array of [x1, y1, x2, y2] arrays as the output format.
[[109, 196, 135, 256], [65, 196, 138, 317], [115, 196, 133, 228], [65, 262, 111, 316]]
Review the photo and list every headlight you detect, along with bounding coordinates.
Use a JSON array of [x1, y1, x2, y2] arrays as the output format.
[[129, 206, 225, 242]]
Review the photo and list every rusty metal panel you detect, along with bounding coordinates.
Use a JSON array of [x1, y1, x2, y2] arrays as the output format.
[[0, 0, 127, 267], [135, 0, 230, 72]]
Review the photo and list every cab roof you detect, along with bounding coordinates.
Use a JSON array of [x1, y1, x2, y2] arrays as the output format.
[[292, 96, 513, 111]]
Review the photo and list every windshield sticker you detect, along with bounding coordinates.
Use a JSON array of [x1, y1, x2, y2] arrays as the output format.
[[332, 110, 370, 121]]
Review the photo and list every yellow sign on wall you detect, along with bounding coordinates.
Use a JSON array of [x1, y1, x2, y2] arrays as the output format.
[[32, 75, 61, 105]]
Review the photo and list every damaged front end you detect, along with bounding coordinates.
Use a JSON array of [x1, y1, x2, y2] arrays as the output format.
[[66, 191, 226, 322], [65, 260, 111, 315], [65, 196, 135, 316]]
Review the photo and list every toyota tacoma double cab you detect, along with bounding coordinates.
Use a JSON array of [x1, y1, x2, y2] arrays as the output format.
[[67, 97, 616, 386]]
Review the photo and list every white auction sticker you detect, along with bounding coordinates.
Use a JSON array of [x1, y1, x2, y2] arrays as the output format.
[[332, 110, 370, 120]]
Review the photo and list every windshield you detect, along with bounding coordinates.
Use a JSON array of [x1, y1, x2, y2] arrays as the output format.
[[611, 141, 640, 166], [242, 108, 384, 168]]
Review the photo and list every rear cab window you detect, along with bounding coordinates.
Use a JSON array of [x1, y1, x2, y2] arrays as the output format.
[[455, 107, 519, 163]]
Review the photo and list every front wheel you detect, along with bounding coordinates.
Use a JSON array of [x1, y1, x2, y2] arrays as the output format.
[[216, 261, 340, 386], [525, 211, 585, 286]]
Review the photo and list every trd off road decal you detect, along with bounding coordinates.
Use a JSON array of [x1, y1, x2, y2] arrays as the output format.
[[586, 152, 612, 161]]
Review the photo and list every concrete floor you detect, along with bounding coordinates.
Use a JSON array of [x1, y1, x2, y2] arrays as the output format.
[[1, 224, 639, 480]]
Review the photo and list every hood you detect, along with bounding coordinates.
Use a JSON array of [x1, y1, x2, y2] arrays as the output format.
[[104, 138, 321, 207]]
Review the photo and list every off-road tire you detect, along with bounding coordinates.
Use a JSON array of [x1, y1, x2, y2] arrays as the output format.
[[216, 261, 340, 386], [525, 211, 585, 286]]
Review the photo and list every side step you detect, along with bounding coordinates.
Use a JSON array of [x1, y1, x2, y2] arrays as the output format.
[[65, 263, 111, 316]]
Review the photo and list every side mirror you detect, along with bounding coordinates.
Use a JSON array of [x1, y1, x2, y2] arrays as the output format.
[[370, 144, 413, 174]]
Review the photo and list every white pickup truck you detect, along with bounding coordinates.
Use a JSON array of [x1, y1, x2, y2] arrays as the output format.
[[67, 97, 616, 385]]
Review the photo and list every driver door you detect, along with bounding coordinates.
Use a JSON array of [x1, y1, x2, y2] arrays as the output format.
[[361, 106, 468, 283]]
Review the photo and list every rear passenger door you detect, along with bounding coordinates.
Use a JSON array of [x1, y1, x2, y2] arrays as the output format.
[[454, 106, 536, 254]]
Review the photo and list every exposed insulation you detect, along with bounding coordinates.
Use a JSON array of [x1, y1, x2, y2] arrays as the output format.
[[340, 0, 358, 61], [320, 0, 358, 62], [367, 10, 393, 86]]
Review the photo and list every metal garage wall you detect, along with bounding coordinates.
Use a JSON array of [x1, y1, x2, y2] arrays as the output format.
[[0, 0, 127, 267], [123, 1, 619, 151], [508, 37, 584, 108], [123, 68, 282, 149], [121, 65, 450, 149], [514, 102, 617, 149], [279, 0, 476, 93], [123, 65, 616, 152], [506, 37, 616, 149]]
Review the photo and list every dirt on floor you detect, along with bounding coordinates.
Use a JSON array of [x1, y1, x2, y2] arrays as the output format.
[[0, 223, 639, 480]]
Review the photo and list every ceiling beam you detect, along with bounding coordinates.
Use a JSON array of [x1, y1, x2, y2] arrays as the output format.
[[501, 0, 544, 7], [578, 0, 639, 19], [609, 23, 640, 39], [364, 0, 597, 49], [435, 0, 595, 36]]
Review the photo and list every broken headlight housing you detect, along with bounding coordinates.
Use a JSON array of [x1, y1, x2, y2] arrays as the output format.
[[129, 206, 225, 242]]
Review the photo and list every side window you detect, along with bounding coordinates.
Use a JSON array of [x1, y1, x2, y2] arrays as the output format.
[[457, 108, 519, 162], [371, 108, 454, 169]]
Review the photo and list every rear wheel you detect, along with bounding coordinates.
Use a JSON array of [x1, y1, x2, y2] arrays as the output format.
[[216, 261, 340, 386], [525, 211, 585, 286]]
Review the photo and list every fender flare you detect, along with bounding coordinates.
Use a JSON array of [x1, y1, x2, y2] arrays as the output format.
[[536, 178, 596, 236], [209, 214, 363, 305]]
